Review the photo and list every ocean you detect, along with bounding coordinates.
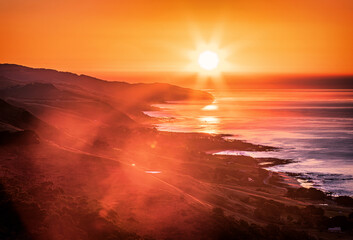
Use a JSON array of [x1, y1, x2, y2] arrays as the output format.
[[144, 89, 353, 196]]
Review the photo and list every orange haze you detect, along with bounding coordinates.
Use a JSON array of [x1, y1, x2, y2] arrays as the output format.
[[1, 0, 353, 75]]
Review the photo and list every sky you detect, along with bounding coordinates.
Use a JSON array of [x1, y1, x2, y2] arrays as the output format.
[[1, 0, 353, 75]]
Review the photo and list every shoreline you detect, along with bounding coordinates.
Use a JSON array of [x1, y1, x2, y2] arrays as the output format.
[[153, 124, 308, 191], [208, 149, 303, 190], [148, 115, 353, 211], [2, 64, 353, 239], [148, 120, 353, 198], [143, 89, 353, 199]]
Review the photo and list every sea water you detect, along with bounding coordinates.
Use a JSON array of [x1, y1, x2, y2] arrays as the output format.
[[144, 89, 353, 196]]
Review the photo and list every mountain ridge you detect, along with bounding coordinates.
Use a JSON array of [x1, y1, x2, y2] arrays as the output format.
[[0, 63, 213, 103]]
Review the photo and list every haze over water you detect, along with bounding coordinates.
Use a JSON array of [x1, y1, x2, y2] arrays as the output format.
[[145, 89, 353, 196]]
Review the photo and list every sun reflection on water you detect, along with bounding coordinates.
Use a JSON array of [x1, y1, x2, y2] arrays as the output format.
[[202, 104, 218, 111], [199, 116, 219, 124], [198, 116, 220, 134]]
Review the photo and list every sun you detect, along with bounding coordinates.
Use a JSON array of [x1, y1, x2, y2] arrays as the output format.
[[184, 42, 232, 77], [198, 50, 219, 71]]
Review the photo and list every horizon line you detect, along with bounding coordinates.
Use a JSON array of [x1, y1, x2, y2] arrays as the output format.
[[2, 63, 353, 78]]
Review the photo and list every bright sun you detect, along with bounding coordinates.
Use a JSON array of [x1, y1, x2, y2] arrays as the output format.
[[198, 50, 219, 71]]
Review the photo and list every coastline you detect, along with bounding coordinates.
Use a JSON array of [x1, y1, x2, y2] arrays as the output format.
[[144, 88, 353, 198], [143, 105, 353, 221], [1, 64, 353, 239], [146, 112, 306, 192], [207, 149, 303, 190]]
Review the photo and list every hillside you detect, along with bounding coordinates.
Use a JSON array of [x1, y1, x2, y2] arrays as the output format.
[[0, 64, 213, 104], [0, 65, 352, 240]]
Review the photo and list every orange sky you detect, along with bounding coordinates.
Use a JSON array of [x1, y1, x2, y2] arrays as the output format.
[[1, 0, 353, 75]]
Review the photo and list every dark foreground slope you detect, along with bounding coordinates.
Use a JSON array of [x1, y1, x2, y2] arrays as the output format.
[[0, 65, 352, 240]]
